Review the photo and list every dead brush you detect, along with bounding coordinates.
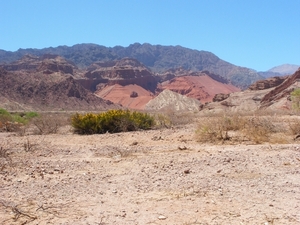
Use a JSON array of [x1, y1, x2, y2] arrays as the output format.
[[155, 109, 197, 127], [0, 146, 12, 172], [31, 113, 70, 135], [242, 117, 274, 144], [196, 114, 279, 144], [288, 117, 300, 136], [0, 146, 9, 158], [196, 116, 233, 143]]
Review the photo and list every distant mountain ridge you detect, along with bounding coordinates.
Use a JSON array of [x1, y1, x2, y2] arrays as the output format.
[[0, 43, 263, 88], [258, 64, 300, 78], [268, 64, 300, 75]]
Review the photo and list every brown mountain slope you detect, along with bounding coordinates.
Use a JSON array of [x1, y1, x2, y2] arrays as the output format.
[[0, 56, 119, 111], [84, 58, 157, 92], [260, 68, 300, 109]]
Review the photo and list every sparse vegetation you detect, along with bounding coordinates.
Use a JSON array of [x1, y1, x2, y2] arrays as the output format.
[[291, 88, 300, 111], [31, 113, 70, 135], [195, 113, 284, 144], [0, 108, 39, 132], [71, 109, 155, 134]]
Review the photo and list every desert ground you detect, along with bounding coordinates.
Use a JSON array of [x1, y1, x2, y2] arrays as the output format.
[[0, 114, 300, 225]]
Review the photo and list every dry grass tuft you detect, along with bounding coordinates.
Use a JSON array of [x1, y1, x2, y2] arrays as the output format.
[[195, 113, 288, 144], [30, 113, 70, 135]]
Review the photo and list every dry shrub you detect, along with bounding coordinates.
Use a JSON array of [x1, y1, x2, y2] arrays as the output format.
[[154, 114, 172, 128], [242, 117, 275, 144], [0, 146, 12, 172], [196, 116, 233, 143], [196, 114, 279, 144], [288, 118, 300, 135], [31, 113, 70, 135], [154, 109, 197, 128]]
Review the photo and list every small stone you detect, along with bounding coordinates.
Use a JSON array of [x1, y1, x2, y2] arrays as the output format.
[[184, 169, 190, 174], [178, 146, 187, 150], [158, 215, 167, 220], [131, 141, 138, 146]]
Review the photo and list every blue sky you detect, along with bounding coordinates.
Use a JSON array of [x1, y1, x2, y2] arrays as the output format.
[[1, 0, 299, 71]]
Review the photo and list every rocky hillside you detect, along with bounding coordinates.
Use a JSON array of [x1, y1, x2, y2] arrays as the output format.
[[0, 43, 263, 88], [0, 55, 242, 111], [83, 58, 157, 92], [157, 71, 240, 103], [201, 68, 300, 113], [261, 68, 300, 108], [145, 89, 201, 111], [0, 55, 118, 111]]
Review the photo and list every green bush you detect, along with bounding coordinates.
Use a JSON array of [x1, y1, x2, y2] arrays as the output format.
[[71, 110, 155, 134], [0, 108, 39, 132], [0, 108, 13, 122], [11, 111, 39, 125]]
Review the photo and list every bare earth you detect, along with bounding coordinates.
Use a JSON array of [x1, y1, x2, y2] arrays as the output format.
[[1, 124, 300, 225]]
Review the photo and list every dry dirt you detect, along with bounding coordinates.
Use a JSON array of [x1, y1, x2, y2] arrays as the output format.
[[0, 123, 300, 225]]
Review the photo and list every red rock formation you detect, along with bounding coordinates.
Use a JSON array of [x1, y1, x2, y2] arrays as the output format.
[[158, 75, 239, 103], [95, 84, 153, 110]]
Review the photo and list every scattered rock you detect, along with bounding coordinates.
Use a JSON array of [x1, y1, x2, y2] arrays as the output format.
[[184, 169, 190, 174], [158, 215, 167, 220], [178, 146, 187, 150], [131, 141, 138, 146]]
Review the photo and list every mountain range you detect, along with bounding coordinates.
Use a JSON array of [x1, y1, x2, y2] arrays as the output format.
[[0, 43, 265, 89], [0, 43, 299, 112]]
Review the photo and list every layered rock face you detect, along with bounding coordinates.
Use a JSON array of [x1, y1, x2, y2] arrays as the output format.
[[95, 84, 153, 110], [84, 58, 157, 92], [157, 72, 240, 103], [37, 55, 76, 75], [1, 54, 76, 75], [248, 76, 287, 90], [0, 54, 242, 111], [261, 68, 300, 107]]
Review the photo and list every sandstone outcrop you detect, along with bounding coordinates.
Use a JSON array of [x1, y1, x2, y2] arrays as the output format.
[[260, 68, 300, 108], [213, 93, 230, 102], [37, 55, 76, 75], [84, 58, 157, 92], [95, 84, 153, 110], [157, 73, 239, 103], [1, 54, 76, 75], [145, 89, 201, 111], [248, 76, 287, 90]]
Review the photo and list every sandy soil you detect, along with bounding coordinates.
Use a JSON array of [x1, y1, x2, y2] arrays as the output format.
[[0, 124, 300, 224]]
